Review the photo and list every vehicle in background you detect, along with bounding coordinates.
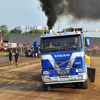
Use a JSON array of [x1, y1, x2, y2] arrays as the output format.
[[85, 45, 100, 56], [1, 43, 17, 52], [25, 41, 40, 57], [7, 43, 17, 48], [0, 46, 7, 52], [91, 45, 100, 51], [34, 41, 40, 57], [91, 45, 100, 56], [1, 43, 9, 52], [25, 48, 34, 57]]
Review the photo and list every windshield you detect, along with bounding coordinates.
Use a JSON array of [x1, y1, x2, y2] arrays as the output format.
[[41, 35, 82, 53]]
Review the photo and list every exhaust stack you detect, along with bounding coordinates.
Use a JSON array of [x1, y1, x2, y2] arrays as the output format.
[[49, 29, 53, 34]]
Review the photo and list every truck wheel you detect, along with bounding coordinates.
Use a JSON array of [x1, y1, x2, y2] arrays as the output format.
[[32, 53, 34, 57], [34, 53, 35, 57], [31, 53, 34, 57], [25, 54, 27, 57], [37, 53, 39, 57], [81, 79, 88, 89], [35, 53, 38, 57], [1, 49, 4, 52], [43, 83, 50, 91], [33, 53, 35, 57], [74, 83, 80, 88], [34, 53, 37, 57]]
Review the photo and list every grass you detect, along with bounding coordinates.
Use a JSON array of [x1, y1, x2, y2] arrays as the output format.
[[31, 59, 41, 62], [0, 63, 25, 69], [0, 52, 25, 55], [0, 52, 9, 55], [0, 60, 41, 69]]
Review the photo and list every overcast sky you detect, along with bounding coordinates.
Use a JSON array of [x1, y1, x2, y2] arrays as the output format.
[[1, 0, 100, 37]]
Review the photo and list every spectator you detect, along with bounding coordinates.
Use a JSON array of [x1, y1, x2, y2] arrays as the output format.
[[15, 50, 20, 66], [9, 49, 13, 66]]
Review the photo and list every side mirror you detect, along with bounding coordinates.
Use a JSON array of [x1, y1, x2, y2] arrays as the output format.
[[85, 38, 90, 47]]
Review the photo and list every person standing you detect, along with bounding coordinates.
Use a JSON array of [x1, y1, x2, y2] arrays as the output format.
[[9, 49, 13, 66], [15, 50, 20, 65]]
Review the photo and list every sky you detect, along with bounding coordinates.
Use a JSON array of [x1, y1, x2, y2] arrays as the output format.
[[1, 0, 100, 37]]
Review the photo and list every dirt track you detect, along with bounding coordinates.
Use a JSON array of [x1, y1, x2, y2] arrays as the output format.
[[0, 56, 100, 100], [0, 55, 40, 67]]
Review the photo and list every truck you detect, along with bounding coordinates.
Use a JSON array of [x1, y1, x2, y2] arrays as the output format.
[[1, 43, 17, 52], [25, 41, 40, 57], [40, 28, 94, 91], [0, 46, 7, 52]]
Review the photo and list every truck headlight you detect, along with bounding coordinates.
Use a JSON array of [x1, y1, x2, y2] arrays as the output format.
[[78, 75, 83, 79], [76, 68, 84, 72], [45, 78, 51, 82], [43, 71, 50, 75]]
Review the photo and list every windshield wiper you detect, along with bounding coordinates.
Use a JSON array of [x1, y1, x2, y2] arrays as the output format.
[[58, 48, 66, 51], [63, 45, 78, 50], [42, 48, 59, 53]]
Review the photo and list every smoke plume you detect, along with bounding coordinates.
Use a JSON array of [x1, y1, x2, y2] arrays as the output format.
[[39, 0, 100, 29]]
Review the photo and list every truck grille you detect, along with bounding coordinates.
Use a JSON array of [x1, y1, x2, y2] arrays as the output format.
[[56, 69, 70, 75]]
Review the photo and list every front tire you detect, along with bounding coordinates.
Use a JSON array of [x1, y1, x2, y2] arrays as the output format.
[[81, 79, 88, 89], [43, 83, 50, 91], [1, 49, 4, 52], [25, 54, 28, 57], [35, 53, 38, 57]]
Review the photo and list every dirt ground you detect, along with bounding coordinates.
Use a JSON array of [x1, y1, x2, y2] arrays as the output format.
[[0, 54, 40, 67], [0, 55, 100, 100]]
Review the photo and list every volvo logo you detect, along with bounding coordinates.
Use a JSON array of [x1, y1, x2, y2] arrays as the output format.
[[54, 54, 70, 58]]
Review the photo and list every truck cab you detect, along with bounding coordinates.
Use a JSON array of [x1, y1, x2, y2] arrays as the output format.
[[41, 31, 89, 91]]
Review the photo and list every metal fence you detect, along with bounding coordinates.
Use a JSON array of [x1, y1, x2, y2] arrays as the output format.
[[85, 50, 100, 56]]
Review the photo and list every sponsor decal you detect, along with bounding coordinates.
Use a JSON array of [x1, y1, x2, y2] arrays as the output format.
[[42, 26, 47, 30], [54, 54, 70, 58], [84, 28, 100, 32], [75, 62, 81, 64], [16, 25, 21, 30]]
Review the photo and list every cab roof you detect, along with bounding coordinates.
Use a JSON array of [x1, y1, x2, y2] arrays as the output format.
[[41, 31, 81, 38]]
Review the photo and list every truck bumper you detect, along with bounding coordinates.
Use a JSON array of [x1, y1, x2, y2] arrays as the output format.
[[42, 73, 87, 85]]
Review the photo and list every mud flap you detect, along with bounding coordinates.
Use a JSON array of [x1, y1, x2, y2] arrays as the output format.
[[87, 68, 96, 83]]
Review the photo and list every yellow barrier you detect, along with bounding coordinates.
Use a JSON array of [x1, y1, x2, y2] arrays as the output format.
[[85, 54, 90, 67], [85, 55, 95, 83]]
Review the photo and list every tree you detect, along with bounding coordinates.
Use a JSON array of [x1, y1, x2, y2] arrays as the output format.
[[24, 30, 50, 34], [24, 31, 29, 34], [10, 28, 22, 33], [0, 25, 10, 36], [65, 27, 73, 32]]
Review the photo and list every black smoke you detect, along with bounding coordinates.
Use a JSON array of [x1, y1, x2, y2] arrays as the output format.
[[39, 0, 100, 29]]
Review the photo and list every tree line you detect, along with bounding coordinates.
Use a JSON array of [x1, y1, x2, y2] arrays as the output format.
[[0, 25, 49, 36]]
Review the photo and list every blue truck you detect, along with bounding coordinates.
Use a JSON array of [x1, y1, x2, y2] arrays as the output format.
[[40, 29, 91, 91]]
